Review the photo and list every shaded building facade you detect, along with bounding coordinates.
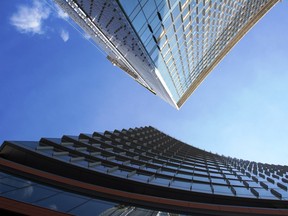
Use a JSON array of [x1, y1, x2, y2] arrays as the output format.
[[54, 0, 279, 108], [1, 126, 288, 215]]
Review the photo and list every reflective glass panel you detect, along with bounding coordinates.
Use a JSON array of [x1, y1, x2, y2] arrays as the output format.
[[69, 199, 116, 216], [3, 185, 59, 203], [36, 192, 88, 212]]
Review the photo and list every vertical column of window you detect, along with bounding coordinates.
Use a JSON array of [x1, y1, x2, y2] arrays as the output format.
[[190, 0, 197, 68], [194, 1, 201, 70], [207, 1, 222, 68], [119, 3, 145, 67], [188, 13, 196, 82], [156, 1, 181, 100], [207, 1, 217, 57], [205, 10, 216, 67], [180, 0, 191, 84], [137, 0, 156, 57], [174, 11, 186, 92], [203, 2, 210, 58], [199, 1, 207, 68], [170, 3, 183, 95], [224, 4, 237, 44], [213, 3, 223, 58], [156, 2, 168, 58], [192, 161, 213, 193], [186, 1, 198, 83]]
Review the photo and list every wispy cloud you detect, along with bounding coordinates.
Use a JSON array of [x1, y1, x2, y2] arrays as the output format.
[[60, 29, 69, 42], [10, 0, 50, 35]]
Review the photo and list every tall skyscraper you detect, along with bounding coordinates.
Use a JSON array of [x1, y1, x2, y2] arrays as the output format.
[[54, 0, 279, 108], [1, 126, 288, 215]]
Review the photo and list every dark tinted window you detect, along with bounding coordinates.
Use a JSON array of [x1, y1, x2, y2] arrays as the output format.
[[69, 199, 116, 215], [3, 185, 59, 203], [36, 192, 88, 212]]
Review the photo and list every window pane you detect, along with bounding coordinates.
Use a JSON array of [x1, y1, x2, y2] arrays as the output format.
[[233, 187, 255, 198], [130, 173, 149, 182], [171, 180, 191, 190], [3, 185, 59, 203], [69, 199, 116, 216], [0, 184, 15, 193], [213, 185, 233, 196], [193, 175, 210, 183], [36, 192, 88, 212], [192, 183, 211, 193], [151, 177, 171, 186], [0, 177, 32, 188], [119, 0, 139, 16]]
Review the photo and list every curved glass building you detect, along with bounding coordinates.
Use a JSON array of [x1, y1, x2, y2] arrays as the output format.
[[1, 126, 288, 215], [54, 0, 279, 108]]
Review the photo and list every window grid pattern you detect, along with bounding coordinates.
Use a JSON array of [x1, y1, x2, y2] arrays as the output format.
[[119, 0, 274, 101], [54, 0, 277, 108], [7, 126, 288, 200], [55, 0, 278, 107]]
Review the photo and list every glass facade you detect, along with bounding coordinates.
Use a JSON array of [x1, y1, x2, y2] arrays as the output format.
[[0, 170, 114, 215], [55, 0, 279, 108], [29, 126, 288, 200], [0, 170, 174, 215], [1, 126, 288, 215], [119, 0, 277, 104]]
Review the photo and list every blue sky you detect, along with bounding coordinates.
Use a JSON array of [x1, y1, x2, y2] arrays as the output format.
[[1, 0, 287, 165]]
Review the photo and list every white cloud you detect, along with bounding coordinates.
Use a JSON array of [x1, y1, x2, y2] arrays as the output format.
[[10, 0, 72, 42], [60, 29, 69, 42], [10, 0, 50, 35]]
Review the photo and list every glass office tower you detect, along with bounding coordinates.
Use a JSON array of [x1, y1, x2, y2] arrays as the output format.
[[54, 0, 279, 108], [1, 126, 288, 215]]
